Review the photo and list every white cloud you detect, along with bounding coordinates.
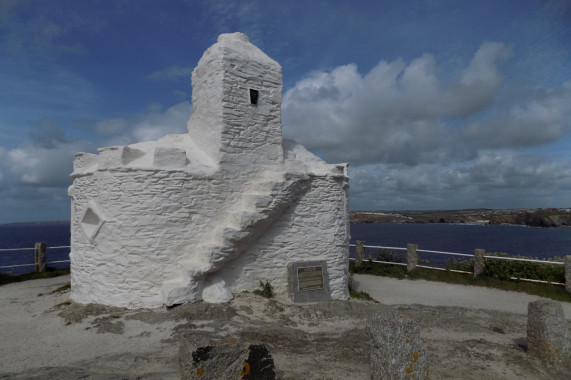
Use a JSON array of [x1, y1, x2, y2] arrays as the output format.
[[349, 153, 571, 211], [100, 101, 192, 146], [0, 121, 95, 222], [283, 41, 517, 167], [282, 41, 571, 210], [7, 138, 94, 188], [0, 100, 192, 223], [147, 65, 194, 81], [95, 118, 127, 136]]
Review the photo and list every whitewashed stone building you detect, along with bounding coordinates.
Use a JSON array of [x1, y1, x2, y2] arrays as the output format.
[[69, 33, 350, 308]]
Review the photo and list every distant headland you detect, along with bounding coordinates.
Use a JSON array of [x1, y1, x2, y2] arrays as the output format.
[[350, 208, 571, 228], [1, 220, 71, 226]]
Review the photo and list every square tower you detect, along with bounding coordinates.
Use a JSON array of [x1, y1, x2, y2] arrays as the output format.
[[187, 33, 284, 169]]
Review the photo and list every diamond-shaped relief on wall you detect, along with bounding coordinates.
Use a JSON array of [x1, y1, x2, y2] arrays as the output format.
[[81, 202, 106, 241]]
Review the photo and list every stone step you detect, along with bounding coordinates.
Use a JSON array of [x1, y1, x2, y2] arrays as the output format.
[[161, 276, 193, 306], [242, 193, 273, 210], [227, 210, 264, 229]]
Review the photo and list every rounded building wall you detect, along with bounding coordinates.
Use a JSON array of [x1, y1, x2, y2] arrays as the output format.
[[69, 33, 350, 308]]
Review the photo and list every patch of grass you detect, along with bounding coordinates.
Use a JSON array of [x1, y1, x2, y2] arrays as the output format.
[[51, 282, 71, 294], [352, 261, 571, 303], [350, 289, 375, 301], [253, 281, 274, 298], [0, 267, 70, 286], [351, 260, 407, 279]]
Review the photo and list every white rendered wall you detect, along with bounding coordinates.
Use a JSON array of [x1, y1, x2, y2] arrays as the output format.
[[69, 33, 350, 308]]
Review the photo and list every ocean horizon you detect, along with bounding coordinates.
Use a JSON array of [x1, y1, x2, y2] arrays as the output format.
[[1, 221, 571, 274]]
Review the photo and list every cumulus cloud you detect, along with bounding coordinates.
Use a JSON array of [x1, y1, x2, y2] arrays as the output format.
[[462, 81, 571, 149], [349, 153, 571, 211], [7, 139, 93, 187], [29, 118, 69, 148], [282, 41, 571, 210], [147, 66, 193, 81], [0, 100, 192, 222], [0, 121, 93, 189], [283, 41, 517, 166], [98, 101, 192, 146], [0, 120, 95, 222]]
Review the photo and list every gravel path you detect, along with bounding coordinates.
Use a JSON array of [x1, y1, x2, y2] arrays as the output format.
[[353, 274, 571, 318]]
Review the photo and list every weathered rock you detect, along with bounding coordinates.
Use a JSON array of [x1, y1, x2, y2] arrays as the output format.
[[179, 339, 275, 380], [369, 309, 429, 380], [527, 300, 567, 366]]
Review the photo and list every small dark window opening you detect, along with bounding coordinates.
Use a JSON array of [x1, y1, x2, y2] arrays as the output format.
[[249, 89, 259, 105]]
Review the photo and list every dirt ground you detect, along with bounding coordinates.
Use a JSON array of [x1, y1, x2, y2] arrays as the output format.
[[1, 275, 570, 379]]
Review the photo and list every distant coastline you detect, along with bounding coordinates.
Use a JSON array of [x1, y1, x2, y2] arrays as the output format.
[[1, 220, 71, 227], [350, 208, 571, 228]]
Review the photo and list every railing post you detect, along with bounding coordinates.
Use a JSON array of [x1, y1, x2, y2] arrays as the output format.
[[407, 244, 418, 273], [474, 249, 485, 278], [355, 240, 365, 268], [34, 242, 46, 273], [565, 255, 571, 293]]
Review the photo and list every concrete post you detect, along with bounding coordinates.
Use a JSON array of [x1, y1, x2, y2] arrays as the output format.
[[407, 244, 418, 273], [527, 300, 567, 366], [34, 242, 46, 273], [565, 255, 571, 293], [355, 240, 365, 268], [474, 249, 486, 278]]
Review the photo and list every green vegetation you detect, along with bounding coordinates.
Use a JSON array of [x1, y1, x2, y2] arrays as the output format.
[[484, 253, 564, 282], [350, 208, 571, 227], [350, 258, 571, 303], [349, 289, 375, 301], [0, 267, 70, 286], [253, 280, 274, 298], [445, 253, 565, 283], [348, 274, 376, 301], [51, 282, 71, 294]]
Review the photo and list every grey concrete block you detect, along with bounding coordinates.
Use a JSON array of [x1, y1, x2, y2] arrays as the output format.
[[565, 256, 571, 293], [527, 299, 567, 366], [355, 240, 365, 267], [474, 249, 486, 278], [287, 260, 331, 303], [406, 244, 418, 273], [369, 309, 429, 379]]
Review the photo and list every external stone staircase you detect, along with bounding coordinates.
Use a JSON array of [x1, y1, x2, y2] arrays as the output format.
[[161, 172, 311, 305]]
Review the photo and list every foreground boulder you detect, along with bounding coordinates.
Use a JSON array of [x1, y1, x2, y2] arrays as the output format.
[[369, 309, 429, 379], [179, 339, 275, 380]]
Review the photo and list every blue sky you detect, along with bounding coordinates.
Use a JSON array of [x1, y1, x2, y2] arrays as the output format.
[[1, 0, 570, 223]]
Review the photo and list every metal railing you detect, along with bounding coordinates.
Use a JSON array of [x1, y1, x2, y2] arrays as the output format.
[[349, 243, 566, 286], [0, 244, 71, 271]]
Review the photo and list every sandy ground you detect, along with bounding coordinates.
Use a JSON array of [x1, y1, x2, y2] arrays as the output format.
[[0, 275, 180, 378], [0, 274, 570, 379]]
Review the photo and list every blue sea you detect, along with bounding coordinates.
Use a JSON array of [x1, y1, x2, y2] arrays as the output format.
[[1, 221, 571, 274], [0, 222, 71, 274], [349, 223, 571, 266]]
